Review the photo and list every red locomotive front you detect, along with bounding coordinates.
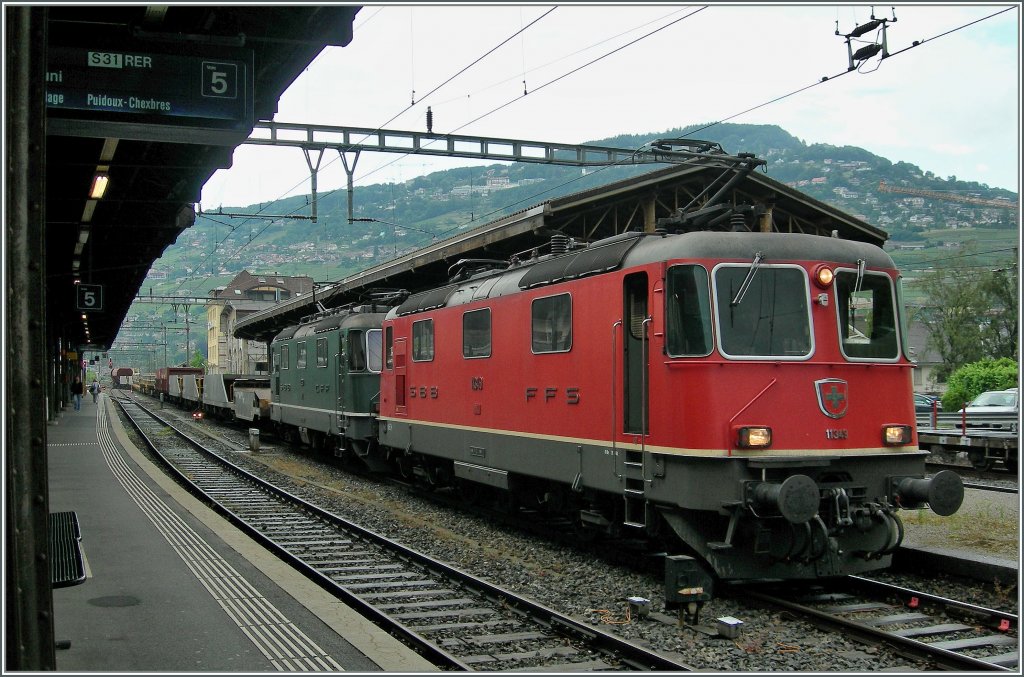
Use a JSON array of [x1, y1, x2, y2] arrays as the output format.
[[378, 230, 963, 581]]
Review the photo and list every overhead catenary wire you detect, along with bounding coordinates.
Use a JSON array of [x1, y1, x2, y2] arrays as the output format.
[[177, 6, 1014, 298], [340, 4, 1016, 245]]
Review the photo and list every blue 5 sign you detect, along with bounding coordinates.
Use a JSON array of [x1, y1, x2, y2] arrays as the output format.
[[76, 284, 103, 311]]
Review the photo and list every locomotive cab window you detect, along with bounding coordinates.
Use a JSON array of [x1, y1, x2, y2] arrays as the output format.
[[296, 341, 307, 369], [666, 265, 713, 357], [367, 329, 383, 373], [385, 326, 394, 369], [714, 264, 812, 359], [532, 293, 572, 353], [463, 308, 491, 358], [348, 331, 366, 371], [835, 269, 899, 360], [316, 338, 328, 368], [281, 345, 289, 369], [412, 319, 434, 361]]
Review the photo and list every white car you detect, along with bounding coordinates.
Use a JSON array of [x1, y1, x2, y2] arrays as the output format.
[[962, 388, 1018, 415]]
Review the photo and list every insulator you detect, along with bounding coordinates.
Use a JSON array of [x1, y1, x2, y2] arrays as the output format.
[[550, 234, 569, 256], [426, 106, 433, 133], [850, 18, 883, 38], [729, 213, 747, 231], [853, 43, 883, 61]]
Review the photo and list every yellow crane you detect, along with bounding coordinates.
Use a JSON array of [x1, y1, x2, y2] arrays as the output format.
[[878, 181, 1018, 210]]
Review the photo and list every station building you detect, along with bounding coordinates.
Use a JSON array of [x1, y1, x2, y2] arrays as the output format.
[[206, 271, 314, 374]]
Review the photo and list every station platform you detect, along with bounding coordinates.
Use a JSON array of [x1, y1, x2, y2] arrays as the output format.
[[47, 393, 437, 673]]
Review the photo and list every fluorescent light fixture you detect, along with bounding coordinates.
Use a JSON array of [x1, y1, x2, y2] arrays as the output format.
[[89, 173, 109, 199], [99, 138, 118, 162], [74, 241, 85, 256], [81, 200, 97, 223], [78, 228, 90, 244]]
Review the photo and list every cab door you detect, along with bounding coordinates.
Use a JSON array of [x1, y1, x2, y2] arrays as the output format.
[[623, 272, 649, 435], [393, 337, 408, 416]]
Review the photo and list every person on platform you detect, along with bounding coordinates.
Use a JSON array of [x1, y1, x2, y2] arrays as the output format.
[[71, 377, 83, 411], [90, 378, 100, 403]]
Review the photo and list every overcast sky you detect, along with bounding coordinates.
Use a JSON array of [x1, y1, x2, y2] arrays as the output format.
[[199, 3, 1020, 211]]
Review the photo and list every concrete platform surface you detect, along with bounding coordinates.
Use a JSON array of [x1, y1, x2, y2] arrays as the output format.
[[47, 394, 436, 673]]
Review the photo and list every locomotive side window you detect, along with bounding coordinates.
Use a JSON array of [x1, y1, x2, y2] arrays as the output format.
[[316, 337, 328, 368], [348, 330, 366, 371], [412, 319, 435, 361], [366, 329, 383, 373], [296, 341, 307, 369], [281, 345, 290, 369], [532, 293, 572, 353], [714, 265, 812, 359], [665, 265, 713, 357], [463, 308, 491, 358], [835, 270, 899, 360], [385, 326, 394, 369]]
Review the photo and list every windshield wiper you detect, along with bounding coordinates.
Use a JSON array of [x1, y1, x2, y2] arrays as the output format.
[[731, 252, 764, 306], [853, 258, 866, 295]]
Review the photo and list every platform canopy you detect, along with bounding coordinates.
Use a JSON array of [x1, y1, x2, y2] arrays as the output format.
[[41, 5, 361, 351], [234, 161, 887, 342]]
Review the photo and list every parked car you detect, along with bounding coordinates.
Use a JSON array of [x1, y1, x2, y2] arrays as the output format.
[[962, 388, 1019, 415], [914, 393, 941, 413]]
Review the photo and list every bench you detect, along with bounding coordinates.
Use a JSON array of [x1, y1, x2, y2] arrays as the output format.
[[49, 511, 86, 588]]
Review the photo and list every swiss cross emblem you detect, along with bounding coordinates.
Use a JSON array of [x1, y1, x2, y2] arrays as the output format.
[[815, 379, 848, 419]]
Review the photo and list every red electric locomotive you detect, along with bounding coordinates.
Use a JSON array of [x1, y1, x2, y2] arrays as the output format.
[[377, 228, 964, 581]]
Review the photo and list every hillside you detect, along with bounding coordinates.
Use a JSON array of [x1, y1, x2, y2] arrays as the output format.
[[127, 123, 1018, 362]]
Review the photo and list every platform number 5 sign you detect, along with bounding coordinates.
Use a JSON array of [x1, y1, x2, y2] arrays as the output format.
[[201, 61, 238, 99], [76, 284, 103, 312]]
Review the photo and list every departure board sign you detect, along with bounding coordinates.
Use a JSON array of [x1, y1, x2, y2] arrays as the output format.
[[45, 45, 254, 144]]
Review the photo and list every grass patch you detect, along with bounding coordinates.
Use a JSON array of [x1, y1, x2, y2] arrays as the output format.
[[901, 504, 1018, 552]]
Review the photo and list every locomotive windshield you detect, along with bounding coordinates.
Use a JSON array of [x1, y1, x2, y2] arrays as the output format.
[[834, 269, 899, 360], [714, 264, 812, 358]]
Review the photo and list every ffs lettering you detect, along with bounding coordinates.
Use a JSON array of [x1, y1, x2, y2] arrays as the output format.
[[525, 387, 580, 405]]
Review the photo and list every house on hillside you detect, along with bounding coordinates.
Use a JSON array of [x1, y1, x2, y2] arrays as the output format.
[[206, 271, 314, 374]]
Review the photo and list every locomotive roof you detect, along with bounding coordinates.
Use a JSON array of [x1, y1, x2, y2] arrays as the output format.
[[387, 230, 896, 318], [275, 307, 388, 341], [625, 230, 896, 270]]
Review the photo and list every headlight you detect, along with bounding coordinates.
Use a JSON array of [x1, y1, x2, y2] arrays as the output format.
[[736, 426, 772, 449], [813, 265, 834, 288], [882, 424, 911, 445]]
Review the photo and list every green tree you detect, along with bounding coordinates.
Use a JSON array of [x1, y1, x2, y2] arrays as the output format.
[[941, 358, 1018, 411], [979, 267, 1018, 360], [189, 350, 207, 370], [917, 248, 1018, 382], [918, 267, 987, 382]]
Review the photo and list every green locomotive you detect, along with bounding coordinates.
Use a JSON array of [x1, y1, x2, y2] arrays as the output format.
[[270, 301, 390, 466]]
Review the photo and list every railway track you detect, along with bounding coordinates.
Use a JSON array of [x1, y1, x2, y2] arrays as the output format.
[[113, 393, 695, 672], [734, 576, 1018, 671], [925, 462, 1018, 494]]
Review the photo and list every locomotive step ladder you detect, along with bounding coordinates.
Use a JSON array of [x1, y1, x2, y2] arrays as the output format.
[[622, 451, 648, 528]]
